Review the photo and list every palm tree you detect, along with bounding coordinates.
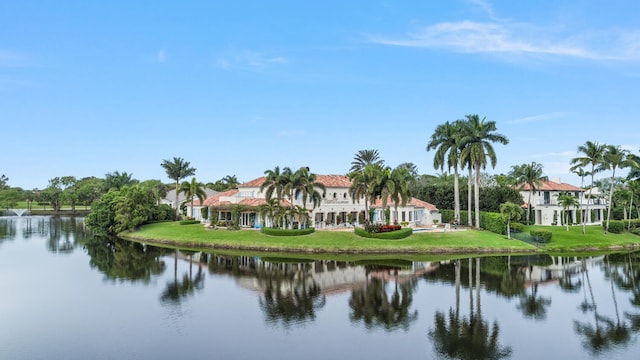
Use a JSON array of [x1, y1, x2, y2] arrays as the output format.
[[557, 192, 579, 231], [222, 175, 239, 190], [510, 162, 544, 225], [179, 177, 207, 218], [294, 167, 326, 225], [349, 163, 383, 223], [460, 115, 510, 229], [602, 145, 639, 234], [500, 202, 523, 239], [571, 165, 590, 225], [350, 149, 384, 173], [571, 141, 606, 234], [626, 180, 640, 231], [104, 171, 138, 191], [261, 166, 293, 227], [427, 120, 463, 223], [161, 157, 196, 217], [389, 166, 412, 223]]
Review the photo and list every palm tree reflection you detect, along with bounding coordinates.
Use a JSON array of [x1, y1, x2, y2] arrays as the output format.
[[349, 266, 418, 332], [160, 250, 205, 304], [429, 258, 512, 359]]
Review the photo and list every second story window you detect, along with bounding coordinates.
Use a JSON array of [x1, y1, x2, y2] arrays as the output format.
[[544, 192, 550, 205]]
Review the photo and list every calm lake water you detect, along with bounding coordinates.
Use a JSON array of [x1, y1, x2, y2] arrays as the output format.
[[2, 216, 640, 360]]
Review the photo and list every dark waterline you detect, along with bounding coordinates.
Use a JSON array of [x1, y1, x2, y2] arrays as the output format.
[[1, 216, 640, 360]]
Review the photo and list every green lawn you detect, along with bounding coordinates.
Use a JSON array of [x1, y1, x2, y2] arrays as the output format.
[[122, 222, 539, 255], [120, 221, 640, 255], [524, 224, 640, 252]]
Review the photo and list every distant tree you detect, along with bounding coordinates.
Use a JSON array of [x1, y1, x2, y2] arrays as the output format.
[[139, 179, 168, 205], [222, 175, 239, 189], [350, 149, 384, 173], [60, 176, 79, 212], [0, 187, 21, 210], [104, 171, 138, 191], [76, 177, 105, 210], [41, 177, 64, 211], [571, 141, 606, 234], [161, 157, 196, 217], [0, 174, 8, 190]]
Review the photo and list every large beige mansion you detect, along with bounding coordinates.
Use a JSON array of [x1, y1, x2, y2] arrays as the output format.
[[189, 174, 441, 228]]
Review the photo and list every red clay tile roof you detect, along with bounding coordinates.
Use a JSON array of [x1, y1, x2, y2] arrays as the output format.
[[370, 196, 438, 211], [518, 180, 583, 192], [239, 174, 352, 188], [202, 189, 292, 208], [316, 174, 352, 188], [238, 176, 266, 188], [202, 189, 239, 206]]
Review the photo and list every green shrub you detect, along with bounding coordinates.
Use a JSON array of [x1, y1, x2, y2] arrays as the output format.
[[261, 228, 315, 236], [605, 220, 625, 234], [179, 219, 200, 225], [354, 227, 412, 240], [530, 229, 552, 243], [628, 219, 640, 231], [440, 209, 472, 226], [479, 212, 507, 235], [510, 222, 525, 232], [632, 227, 640, 236], [200, 207, 209, 220]]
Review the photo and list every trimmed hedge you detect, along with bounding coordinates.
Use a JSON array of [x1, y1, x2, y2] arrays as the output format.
[[261, 228, 315, 236], [440, 210, 474, 226], [479, 212, 507, 235], [179, 219, 200, 225], [632, 227, 640, 236], [530, 229, 552, 243], [604, 220, 625, 234], [354, 227, 413, 240], [510, 222, 525, 232]]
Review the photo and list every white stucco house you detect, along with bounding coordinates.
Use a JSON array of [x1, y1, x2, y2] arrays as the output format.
[[191, 174, 440, 228], [518, 178, 607, 226]]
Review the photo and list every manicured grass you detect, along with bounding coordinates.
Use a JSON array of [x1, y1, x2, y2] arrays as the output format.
[[524, 224, 640, 252], [121, 222, 539, 254]]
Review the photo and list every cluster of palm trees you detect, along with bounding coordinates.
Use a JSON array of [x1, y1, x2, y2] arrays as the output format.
[[427, 114, 509, 229], [259, 166, 326, 228], [571, 141, 640, 234], [347, 149, 415, 224]]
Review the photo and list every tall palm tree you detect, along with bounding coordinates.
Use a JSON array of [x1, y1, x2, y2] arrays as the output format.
[[427, 120, 463, 223], [179, 177, 207, 218], [601, 145, 639, 233], [460, 114, 509, 229], [350, 149, 384, 173], [161, 157, 196, 217], [570, 141, 606, 234], [222, 175, 239, 190], [509, 162, 544, 225]]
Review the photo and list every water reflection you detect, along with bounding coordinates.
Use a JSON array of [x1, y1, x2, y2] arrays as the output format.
[[429, 258, 512, 360], [6, 216, 640, 359], [160, 250, 205, 304], [349, 263, 419, 331], [84, 235, 170, 282]]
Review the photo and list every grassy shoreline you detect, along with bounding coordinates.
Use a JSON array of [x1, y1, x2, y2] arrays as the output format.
[[120, 221, 640, 256]]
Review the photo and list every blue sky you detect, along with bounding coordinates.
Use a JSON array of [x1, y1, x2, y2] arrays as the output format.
[[2, 0, 639, 190]]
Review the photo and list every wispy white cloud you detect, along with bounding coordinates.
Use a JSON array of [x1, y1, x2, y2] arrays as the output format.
[[369, 5, 640, 62], [507, 111, 574, 124], [0, 49, 28, 67], [216, 50, 288, 71]]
